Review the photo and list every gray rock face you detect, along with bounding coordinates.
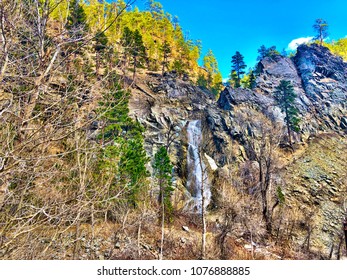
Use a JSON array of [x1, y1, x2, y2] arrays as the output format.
[[294, 44, 347, 101], [218, 44, 347, 134], [294, 44, 347, 132], [129, 44, 347, 258], [256, 55, 311, 112], [218, 87, 275, 111]]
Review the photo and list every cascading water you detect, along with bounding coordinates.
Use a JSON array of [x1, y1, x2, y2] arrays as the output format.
[[186, 120, 211, 212]]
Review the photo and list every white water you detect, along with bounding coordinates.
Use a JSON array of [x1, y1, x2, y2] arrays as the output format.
[[186, 120, 211, 212]]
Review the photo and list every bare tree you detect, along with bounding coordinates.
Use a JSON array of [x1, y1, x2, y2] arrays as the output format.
[[235, 112, 283, 234]]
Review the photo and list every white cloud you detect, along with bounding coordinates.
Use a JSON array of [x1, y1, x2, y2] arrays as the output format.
[[287, 37, 314, 51], [222, 78, 229, 83]]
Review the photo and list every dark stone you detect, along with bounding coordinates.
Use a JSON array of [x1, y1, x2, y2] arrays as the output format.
[[341, 116, 347, 129]]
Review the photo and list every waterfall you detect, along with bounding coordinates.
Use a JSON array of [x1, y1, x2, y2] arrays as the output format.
[[186, 120, 211, 212]]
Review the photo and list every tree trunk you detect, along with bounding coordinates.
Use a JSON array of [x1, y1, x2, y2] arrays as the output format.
[[285, 106, 292, 146], [200, 153, 206, 260], [344, 220, 347, 256], [133, 56, 137, 83], [159, 178, 165, 260]]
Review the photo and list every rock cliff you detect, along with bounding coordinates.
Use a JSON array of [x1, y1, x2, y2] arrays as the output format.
[[128, 44, 347, 259]]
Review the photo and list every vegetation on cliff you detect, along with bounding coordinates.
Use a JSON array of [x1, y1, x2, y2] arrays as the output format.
[[0, 1, 346, 260]]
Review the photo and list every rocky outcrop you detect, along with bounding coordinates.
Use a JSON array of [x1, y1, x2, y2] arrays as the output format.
[[294, 44, 347, 131], [284, 134, 347, 257], [218, 44, 347, 134], [128, 44, 347, 258]]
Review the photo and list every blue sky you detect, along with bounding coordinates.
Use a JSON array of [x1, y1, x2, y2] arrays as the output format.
[[131, 0, 347, 80]]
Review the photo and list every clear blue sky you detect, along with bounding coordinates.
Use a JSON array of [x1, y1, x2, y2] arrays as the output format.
[[131, 0, 347, 80]]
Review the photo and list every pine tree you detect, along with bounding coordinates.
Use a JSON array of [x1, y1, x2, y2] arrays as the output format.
[[197, 74, 208, 89], [211, 71, 223, 95], [231, 51, 246, 88], [121, 26, 134, 71], [121, 27, 147, 82], [313, 18, 329, 46], [249, 70, 256, 89], [274, 80, 300, 146], [66, 0, 89, 36], [131, 30, 146, 82], [97, 73, 149, 207], [203, 49, 222, 94], [257, 45, 268, 61], [153, 146, 174, 260], [172, 59, 185, 77], [153, 146, 174, 220], [160, 40, 171, 75], [257, 45, 280, 61], [94, 30, 108, 74]]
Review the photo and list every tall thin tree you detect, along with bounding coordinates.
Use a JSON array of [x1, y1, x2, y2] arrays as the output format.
[[313, 18, 329, 46], [231, 51, 246, 88], [274, 80, 300, 147]]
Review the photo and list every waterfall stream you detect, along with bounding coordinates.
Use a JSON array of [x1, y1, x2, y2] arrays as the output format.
[[186, 120, 211, 212]]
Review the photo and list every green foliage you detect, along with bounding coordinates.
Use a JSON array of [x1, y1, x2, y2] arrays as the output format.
[[276, 186, 285, 205], [171, 59, 186, 77], [274, 80, 301, 145], [211, 71, 223, 95], [249, 70, 256, 89], [97, 74, 149, 207], [231, 51, 246, 88], [94, 30, 108, 53], [257, 45, 280, 61], [121, 27, 147, 79], [241, 69, 256, 89], [131, 30, 146, 60], [160, 40, 171, 74], [324, 38, 347, 61], [197, 74, 208, 89], [229, 70, 238, 88], [153, 146, 174, 223], [66, 0, 89, 34], [203, 49, 223, 95], [313, 18, 329, 45], [52, 0, 205, 78]]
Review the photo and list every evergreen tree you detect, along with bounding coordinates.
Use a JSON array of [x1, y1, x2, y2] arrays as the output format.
[[94, 30, 108, 74], [211, 71, 223, 95], [257, 45, 280, 61], [274, 80, 300, 146], [153, 146, 174, 259], [313, 18, 329, 46], [203, 49, 218, 85], [229, 70, 238, 88], [66, 0, 89, 36], [146, 0, 164, 16], [172, 59, 185, 77], [231, 51, 246, 88], [153, 146, 174, 221], [202, 49, 223, 95], [257, 45, 268, 61], [197, 74, 208, 89], [121, 26, 134, 67], [267, 46, 280, 57], [249, 70, 256, 89], [97, 73, 149, 207], [119, 127, 149, 206], [131, 29, 146, 82], [160, 40, 171, 75], [121, 27, 147, 82]]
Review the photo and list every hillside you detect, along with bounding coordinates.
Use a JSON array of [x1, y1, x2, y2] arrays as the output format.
[[0, 0, 346, 260]]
